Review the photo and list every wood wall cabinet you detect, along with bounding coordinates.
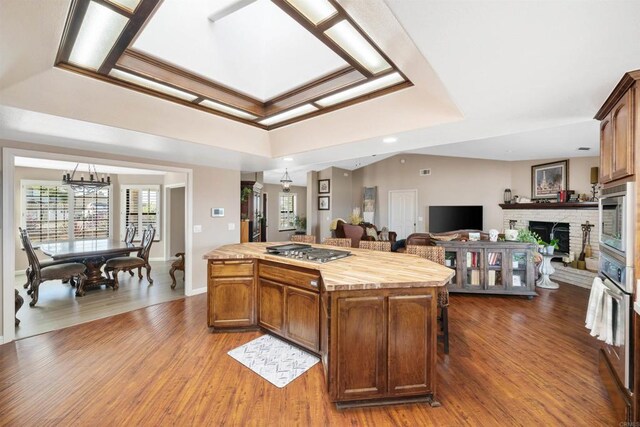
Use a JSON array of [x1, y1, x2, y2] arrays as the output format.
[[208, 260, 256, 329], [435, 241, 537, 297], [596, 71, 640, 185], [258, 262, 321, 352], [327, 288, 436, 403]]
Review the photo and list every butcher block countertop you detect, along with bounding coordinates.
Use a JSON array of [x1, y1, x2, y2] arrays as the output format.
[[203, 242, 454, 291]]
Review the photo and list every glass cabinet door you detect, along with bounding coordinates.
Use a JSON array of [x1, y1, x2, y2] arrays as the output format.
[[510, 250, 528, 289], [485, 249, 505, 290], [463, 249, 483, 290], [444, 249, 459, 289]]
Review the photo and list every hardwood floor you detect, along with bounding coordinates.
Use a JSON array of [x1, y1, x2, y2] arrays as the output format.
[[14, 260, 184, 339], [0, 284, 615, 425]]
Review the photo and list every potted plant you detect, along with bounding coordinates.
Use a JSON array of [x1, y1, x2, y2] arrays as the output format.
[[294, 216, 307, 234], [241, 187, 252, 203]]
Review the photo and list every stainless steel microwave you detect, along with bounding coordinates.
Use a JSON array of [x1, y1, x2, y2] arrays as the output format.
[[599, 182, 635, 261]]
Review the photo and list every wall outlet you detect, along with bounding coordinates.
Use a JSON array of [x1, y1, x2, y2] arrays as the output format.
[[193, 225, 202, 233], [228, 223, 236, 231]]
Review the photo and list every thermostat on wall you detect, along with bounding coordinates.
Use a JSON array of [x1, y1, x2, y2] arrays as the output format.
[[211, 208, 225, 217]]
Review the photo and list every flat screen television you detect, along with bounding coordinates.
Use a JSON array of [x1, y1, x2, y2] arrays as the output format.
[[429, 205, 483, 232]]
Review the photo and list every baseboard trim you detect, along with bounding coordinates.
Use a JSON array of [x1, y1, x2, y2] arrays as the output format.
[[149, 257, 165, 262], [189, 287, 206, 297]]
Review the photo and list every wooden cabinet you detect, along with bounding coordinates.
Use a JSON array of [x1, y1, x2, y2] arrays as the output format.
[[258, 279, 285, 333], [596, 71, 640, 185], [207, 260, 256, 329], [328, 288, 437, 403], [258, 262, 321, 352], [436, 241, 537, 297]]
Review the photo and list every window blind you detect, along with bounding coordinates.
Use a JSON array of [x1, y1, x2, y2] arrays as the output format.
[[73, 186, 110, 240], [23, 183, 70, 243], [123, 186, 160, 240], [279, 193, 296, 231]]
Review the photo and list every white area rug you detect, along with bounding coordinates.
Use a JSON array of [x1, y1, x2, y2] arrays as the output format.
[[228, 335, 319, 388]]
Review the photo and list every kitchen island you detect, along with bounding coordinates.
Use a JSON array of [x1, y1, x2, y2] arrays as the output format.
[[204, 242, 453, 407]]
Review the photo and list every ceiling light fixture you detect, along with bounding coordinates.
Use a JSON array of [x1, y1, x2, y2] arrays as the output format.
[[382, 137, 397, 143], [285, 0, 337, 25], [109, 69, 199, 102], [316, 72, 404, 107], [283, 157, 294, 162], [208, 0, 258, 22], [200, 99, 257, 120], [62, 163, 111, 191], [280, 169, 293, 192], [324, 20, 391, 75], [259, 104, 318, 126], [68, 1, 129, 70]]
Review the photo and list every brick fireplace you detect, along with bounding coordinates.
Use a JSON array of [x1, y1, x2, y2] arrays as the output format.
[[501, 204, 599, 262]]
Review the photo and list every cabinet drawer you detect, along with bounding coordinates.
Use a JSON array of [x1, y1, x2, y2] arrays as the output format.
[[259, 263, 320, 292], [210, 260, 254, 278]]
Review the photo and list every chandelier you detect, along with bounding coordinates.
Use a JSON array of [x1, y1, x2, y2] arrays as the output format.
[[280, 169, 292, 192], [62, 163, 111, 191]]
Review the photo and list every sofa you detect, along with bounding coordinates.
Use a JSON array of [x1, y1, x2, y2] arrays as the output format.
[[335, 220, 397, 248], [406, 229, 490, 246]]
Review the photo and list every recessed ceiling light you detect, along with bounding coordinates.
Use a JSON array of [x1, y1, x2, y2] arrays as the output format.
[[324, 20, 391, 75], [382, 137, 398, 144], [316, 72, 404, 107], [109, 69, 198, 102], [68, 1, 129, 70], [199, 99, 257, 120], [283, 157, 294, 162], [285, 0, 337, 25], [258, 104, 318, 126]]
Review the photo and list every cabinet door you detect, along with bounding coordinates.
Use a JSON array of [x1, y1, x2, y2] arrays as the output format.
[[388, 294, 434, 396], [336, 296, 386, 400], [462, 249, 483, 291], [209, 278, 255, 328], [612, 92, 634, 180], [443, 248, 460, 290], [508, 250, 530, 291], [285, 287, 320, 352], [258, 279, 285, 333], [600, 117, 613, 183], [485, 249, 506, 291]]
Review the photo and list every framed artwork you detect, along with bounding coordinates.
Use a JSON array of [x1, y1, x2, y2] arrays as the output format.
[[318, 196, 330, 210], [318, 179, 330, 194], [531, 160, 569, 199]]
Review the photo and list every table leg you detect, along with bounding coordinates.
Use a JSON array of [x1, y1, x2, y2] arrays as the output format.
[[76, 257, 115, 296], [536, 256, 559, 289]]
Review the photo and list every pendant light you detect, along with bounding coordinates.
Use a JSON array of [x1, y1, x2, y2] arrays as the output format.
[[280, 169, 292, 192]]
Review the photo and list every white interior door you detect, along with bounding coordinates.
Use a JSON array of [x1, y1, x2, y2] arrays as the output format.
[[389, 190, 417, 240]]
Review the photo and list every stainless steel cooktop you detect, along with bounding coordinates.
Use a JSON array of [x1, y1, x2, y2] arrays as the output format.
[[266, 244, 350, 263]]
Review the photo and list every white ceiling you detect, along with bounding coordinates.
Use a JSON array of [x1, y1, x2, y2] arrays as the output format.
[[1, 0, 640, 187], [133, 0, 348, 101]]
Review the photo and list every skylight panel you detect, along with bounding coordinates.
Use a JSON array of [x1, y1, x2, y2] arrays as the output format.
[[107, 0, 142, 13], [285, 0, 337, 25], [316, 72, 404, 107], [109, 69, 199, 102], [324, 20, 391, 75], [68, 1, 129, 70], [259, 104, 318, 126], [200, 99, 258, 120]]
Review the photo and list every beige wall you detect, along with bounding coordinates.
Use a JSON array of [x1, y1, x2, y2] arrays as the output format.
[[1, 138, 241, 341], [168, 186, 186, 255], [263, 184, 307, 242], [352, 154, 512, 232], [509, 156, 598, 200]]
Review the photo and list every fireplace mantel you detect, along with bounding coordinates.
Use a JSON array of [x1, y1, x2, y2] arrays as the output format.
[[499, 203, 598, 210]]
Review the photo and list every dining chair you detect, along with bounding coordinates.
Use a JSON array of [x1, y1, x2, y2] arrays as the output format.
[[123, 223, 137, 277], [406, 245, 450, 354], [169, 252, 185, 289], [19, 228, 87, 307], [290, 234, 316, 244], [322, 238, 352, 248], [105, 225, 156, 289], [358, 240, 391, 252]]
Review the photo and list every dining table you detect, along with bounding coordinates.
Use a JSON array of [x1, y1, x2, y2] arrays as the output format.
[[38, 239, 143, 296]]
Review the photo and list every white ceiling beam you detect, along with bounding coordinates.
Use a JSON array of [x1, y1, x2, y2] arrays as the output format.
[[208, 0, 258, 22]]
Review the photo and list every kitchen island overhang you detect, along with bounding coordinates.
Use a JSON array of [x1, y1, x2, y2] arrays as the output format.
[[204, 243, 453, 407]]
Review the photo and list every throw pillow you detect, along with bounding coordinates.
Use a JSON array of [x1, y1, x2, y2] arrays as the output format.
[[365, 227, 378, 240]]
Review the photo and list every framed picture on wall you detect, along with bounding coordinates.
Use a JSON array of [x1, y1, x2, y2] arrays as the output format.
[[318, 179, 330, 194], [531, 160, 569, 199], [318, 196, 330, 210]]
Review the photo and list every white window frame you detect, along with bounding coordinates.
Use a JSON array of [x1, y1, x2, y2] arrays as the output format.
[[120, 184, 162, 241], [20, 179, 113, 242], [278, 192, 297, 231]]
